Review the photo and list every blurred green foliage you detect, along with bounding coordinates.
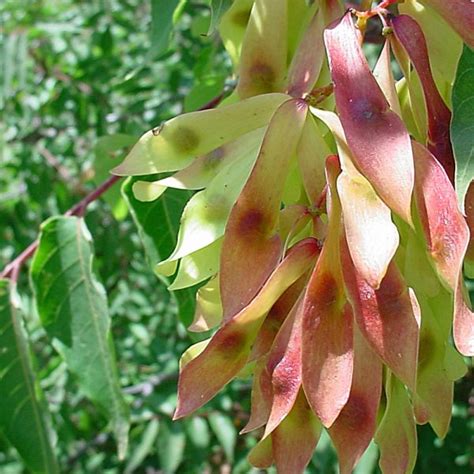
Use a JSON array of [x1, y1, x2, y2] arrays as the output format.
[[0, 1, 472, 472]]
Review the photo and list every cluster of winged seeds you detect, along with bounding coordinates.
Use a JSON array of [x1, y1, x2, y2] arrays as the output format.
[[114, 1, 474, 472]]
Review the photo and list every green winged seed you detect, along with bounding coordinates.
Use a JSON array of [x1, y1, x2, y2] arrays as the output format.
[[113, 93, 288, 175]]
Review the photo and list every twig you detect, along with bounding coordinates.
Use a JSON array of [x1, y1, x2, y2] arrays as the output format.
[[1, 87, 229, 283], [197, 86, 232, 111], [65, 175, 120, 217], [0, 175, 121, 282], [38, 147, 75, 185]]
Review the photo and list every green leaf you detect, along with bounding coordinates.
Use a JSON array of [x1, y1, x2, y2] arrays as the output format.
[[122, 178, 197, 326], [94, 134, 136, 220], [183, 75, 226, 112], [157, 420, 186, 473], [0, 279, 59, 474], [452, 45, 474, 211], [150, 0, 186, 57], [30, 216, 129, 459], [207, 0, 233, 34], [208, 412, 237, 462], [124, 418, 160, 474], [353, 440, 378, 474], [185, 416, 211, 449]]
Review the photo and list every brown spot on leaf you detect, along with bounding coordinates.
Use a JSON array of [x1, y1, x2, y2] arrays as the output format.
[[249, 62, 277, 94], [170, 126, 200, 154], [237, 208, 267, 235], [316, 272, 339, 310], [303, 273, 340, 331], [219, 330, 247, 359]]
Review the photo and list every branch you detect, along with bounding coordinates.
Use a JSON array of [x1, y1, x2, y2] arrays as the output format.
[[1, 88, 229, 283], [0, 175, 121, 282]]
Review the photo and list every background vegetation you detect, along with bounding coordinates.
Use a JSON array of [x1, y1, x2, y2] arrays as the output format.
[[1, 1, 472, 472]]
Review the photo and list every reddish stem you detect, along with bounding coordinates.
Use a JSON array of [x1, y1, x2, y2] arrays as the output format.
[[1, 175, 121, 282], [352, 0, 399, 20], [197, 89, 228, 111], [1, 86, 230, 283]]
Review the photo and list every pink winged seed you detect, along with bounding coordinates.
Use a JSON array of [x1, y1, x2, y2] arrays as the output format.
[[341, 236, 420, 390], [220, 98, 308, 321], [264, 298, 304, 437], [174, 237, 319, 419], [271, 390, 322, 474], [328, 326, 382, 474], [392, 15, 455, 182], [286, 9, 325, 97], [324, 13, 414, 223], [302, 155, 354, 428], [241, 357, 273, 434]]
